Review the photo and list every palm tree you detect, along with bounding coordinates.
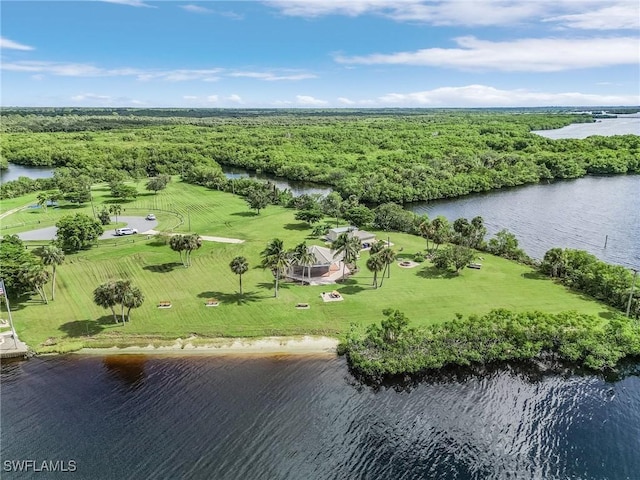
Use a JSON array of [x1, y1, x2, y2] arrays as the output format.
[[109, 204, 122, 223], [332, 232, 360, 280], [543, 248, 568, 278], [184, 233, 202, 267], [378, 247, 397, 287], [169, 235, 187, 266], [123, 285, 144, 322], [261, 239, 290, 298], [20, 264, 50, 304], [229, 256, 249, 295], [114, 279, 132, 323], [366, 254, 385, 289], [39, 245, 65, 300], [369, 240, 386, 255], [419, 219, 433, 253], [37, 192, 48, 212], [93, 281, 118, 323], [291, 242, 317, 285]]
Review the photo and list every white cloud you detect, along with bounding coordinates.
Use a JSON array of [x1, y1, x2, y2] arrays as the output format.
[[2, 61, 223, 81], [227, 94, 243, 103], [0, 37, 35, 51], [71, 93, 112, 101], [230, 71, 317, 81], [183, 95, 198, 100], [545, 4, 640, 30], [338, 97, 356, 105], [138, 69, 222, 82], [206, 95, 219, 103], [336, 36, 639, 72], [265, 0, 639, 29], [181, 4, 213, 14], [3, 61, 107, 76], [296, 95, 328, 105], [102, 0, 155, 8], [374, 84, 640, 107], [70, 93, 144, 106]]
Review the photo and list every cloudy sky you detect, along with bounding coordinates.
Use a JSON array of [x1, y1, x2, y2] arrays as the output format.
[[1, 0, 639, 108]]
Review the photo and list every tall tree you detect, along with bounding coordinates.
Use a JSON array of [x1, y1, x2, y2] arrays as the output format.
[[541, 247, 568, 278], [294, 209, 324, 226], [37, 192, 49, 212], [378, 247, 397, 287], [169, 235, 186, 266], [246, 187, 270, 214], [469, 216, 487, 249], [122, 285, 144, 322], [20, 264, 50, 304], [332, 232, 360, 280], [108, 204, 122, 223], [430, 216, 451, 253], [183, 234, 202, 267], [93, 280, 143, 323], [229, 256, 249, 295], [322, 192, 343, 227], [261, 239, 290, 298], [39, 245, 65, 300], [55, 213, 103, 252], [291, 242, 317, 285], [145, 174, 171, 194], [366, 254, 385, 289], [93, 281, 118, 323]]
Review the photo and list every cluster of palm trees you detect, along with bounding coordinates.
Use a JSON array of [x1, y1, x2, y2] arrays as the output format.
[[260, 239, 319, 297], [20, 245, 66, 304], [19, 264, 50, 304], [366, 241, 397, 289], [169, 234, 203, 267], [93, 279, 144, 324]]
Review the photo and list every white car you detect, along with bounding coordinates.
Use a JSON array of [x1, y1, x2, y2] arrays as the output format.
[[146, 214, 156, 221], [115, 227, 138, 236]]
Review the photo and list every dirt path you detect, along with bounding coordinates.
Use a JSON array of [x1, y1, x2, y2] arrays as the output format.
[[0, 203, 31, 221], [145, 230, 244, 244]]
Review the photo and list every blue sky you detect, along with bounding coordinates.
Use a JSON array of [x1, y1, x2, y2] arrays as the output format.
[[1, 0, 639, 108]]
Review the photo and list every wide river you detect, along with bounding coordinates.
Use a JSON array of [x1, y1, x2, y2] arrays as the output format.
[[2, 117, 638, 479], [2, 355, 639, 480]]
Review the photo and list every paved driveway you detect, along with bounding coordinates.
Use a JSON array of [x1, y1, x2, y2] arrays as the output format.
[[17, 216, 158, 241]]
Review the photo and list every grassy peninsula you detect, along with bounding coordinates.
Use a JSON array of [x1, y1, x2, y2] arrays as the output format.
[[1, 178, 617, 354]]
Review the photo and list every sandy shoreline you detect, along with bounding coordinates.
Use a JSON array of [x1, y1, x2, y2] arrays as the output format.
[[74, 335, 340, 357]]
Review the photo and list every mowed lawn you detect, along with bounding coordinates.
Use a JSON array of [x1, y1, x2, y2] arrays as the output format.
[[4, 181, 612, 351]]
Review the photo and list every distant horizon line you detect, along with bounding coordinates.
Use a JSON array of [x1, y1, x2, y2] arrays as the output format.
[[2, 105, 639, 110]]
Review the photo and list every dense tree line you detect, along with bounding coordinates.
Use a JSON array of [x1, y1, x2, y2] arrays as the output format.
[[3, 111, 637, 203], [541, 248, 639, 317], [341, 309, 640, 381]]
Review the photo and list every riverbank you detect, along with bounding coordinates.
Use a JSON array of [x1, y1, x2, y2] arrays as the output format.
[[74, 335, 339, 356]]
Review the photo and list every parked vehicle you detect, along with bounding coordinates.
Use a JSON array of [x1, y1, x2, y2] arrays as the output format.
[[146, 214, 156, 220], [115, 227, 138, 236]]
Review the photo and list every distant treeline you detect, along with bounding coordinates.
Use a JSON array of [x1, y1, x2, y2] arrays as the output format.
[[2, 111, 638, 203]]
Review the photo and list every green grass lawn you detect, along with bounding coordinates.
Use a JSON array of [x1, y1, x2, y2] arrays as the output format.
[[3, 181, 613, 352]]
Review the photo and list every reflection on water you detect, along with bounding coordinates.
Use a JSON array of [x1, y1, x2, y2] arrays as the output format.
[[1, 356, 639, 479], [0, 164, 54, 184], [103, 355, 147, 389], [407, 175, 640, 269], [222, 166, 331, 197]]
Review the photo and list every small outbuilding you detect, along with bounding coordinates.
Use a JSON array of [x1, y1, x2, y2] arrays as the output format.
[[326, 226, 376, 248]]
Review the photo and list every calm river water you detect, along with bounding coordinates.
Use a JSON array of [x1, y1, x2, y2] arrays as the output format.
[[2, 355, 640, 480]]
